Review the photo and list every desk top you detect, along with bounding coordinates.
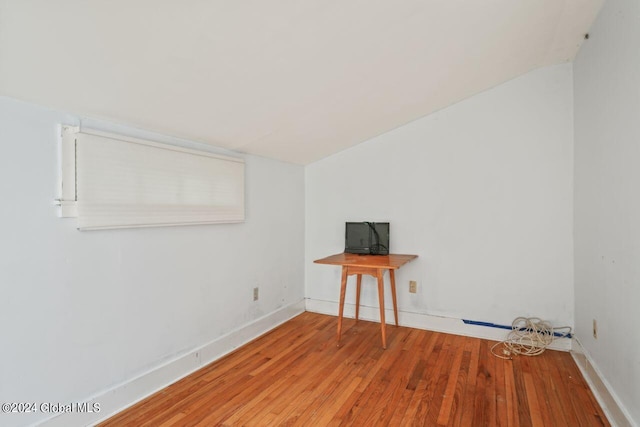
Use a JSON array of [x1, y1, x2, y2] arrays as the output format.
[[314, 253, 417, 269]]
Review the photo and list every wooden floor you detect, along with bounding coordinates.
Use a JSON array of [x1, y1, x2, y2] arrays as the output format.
[[100, 312, 608, 426]]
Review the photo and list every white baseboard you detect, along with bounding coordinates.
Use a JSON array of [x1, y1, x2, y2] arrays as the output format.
[[39, 300, 306, 427], [304, 298, 572, 351], [571, 338, 636, 427]]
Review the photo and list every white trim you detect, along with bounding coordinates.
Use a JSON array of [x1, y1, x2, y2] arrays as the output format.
[[53, 200, 78, 217], [304, 298, 572, 351], [78, 127, 243, 163], [56, 125, 78, 218], [571, 338, 636, 427], [38, 300, 305, 427]]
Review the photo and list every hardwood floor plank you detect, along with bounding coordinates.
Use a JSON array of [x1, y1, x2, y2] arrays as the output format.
[[418, 334, 458, 425], [529, 352, 559, 427], [398, 333, 447, 424], [267, 320, 380, 425], [484, 340, 498, 427], [523, 371, 545, 427], [457, 336, 481, 427], [99, 312, 610, 427], [436, 337, 464, 425], [387, 332, 439, 425], [557, 349, 609, 426], [156, 411, 186, 427], [358, 331, 423, 425], [513, 353, 534, 427], [503, 357, 521, 427], [472, 339, 490, 426], [494, 349, 508, 427], [450, 338, 472, 427], [447, 338, 471, 426]]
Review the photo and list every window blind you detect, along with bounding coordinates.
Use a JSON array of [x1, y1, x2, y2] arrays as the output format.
[[68, 129, 244, 230]]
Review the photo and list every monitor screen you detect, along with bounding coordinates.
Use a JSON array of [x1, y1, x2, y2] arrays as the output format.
[[345, 222, 389, 255]]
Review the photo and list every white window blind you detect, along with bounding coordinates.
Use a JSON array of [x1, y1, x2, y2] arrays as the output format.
[[58, 127, 244, 230]]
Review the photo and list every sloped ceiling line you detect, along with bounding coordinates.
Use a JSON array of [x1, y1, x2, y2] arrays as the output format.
[[0, 0, 603, 164]]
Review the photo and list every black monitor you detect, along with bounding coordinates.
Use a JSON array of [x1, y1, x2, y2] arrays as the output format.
[[345, 222, 389, 255]]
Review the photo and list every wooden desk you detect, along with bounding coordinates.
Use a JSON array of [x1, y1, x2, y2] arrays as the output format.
[[314, 253, 418, 349]]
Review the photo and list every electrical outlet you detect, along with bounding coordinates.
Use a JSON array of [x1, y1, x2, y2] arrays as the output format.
[[409, 280, 417, 293], [253, 287, 259, 301], [593, 319, 597, 339]]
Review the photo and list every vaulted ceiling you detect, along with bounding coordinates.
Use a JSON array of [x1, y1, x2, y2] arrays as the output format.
[[0, 1, 602, 164]]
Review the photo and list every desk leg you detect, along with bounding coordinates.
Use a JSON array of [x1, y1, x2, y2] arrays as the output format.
[[355, 274, 362, 321], [389, 269, 398, 326], [337, 266, 348, 345], [376, 269, 387, 349]]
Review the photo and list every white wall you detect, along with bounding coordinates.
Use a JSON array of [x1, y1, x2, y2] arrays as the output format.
[[574, 0, 640, 423], [0, 96, 305, 426], [306, 64, 574, 329]]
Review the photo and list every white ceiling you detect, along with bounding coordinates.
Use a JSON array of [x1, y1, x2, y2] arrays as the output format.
[[0, 1, 602, 165]]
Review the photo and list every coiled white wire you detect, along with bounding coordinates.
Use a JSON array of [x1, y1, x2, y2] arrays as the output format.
[[490, 317, 572, 360]]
